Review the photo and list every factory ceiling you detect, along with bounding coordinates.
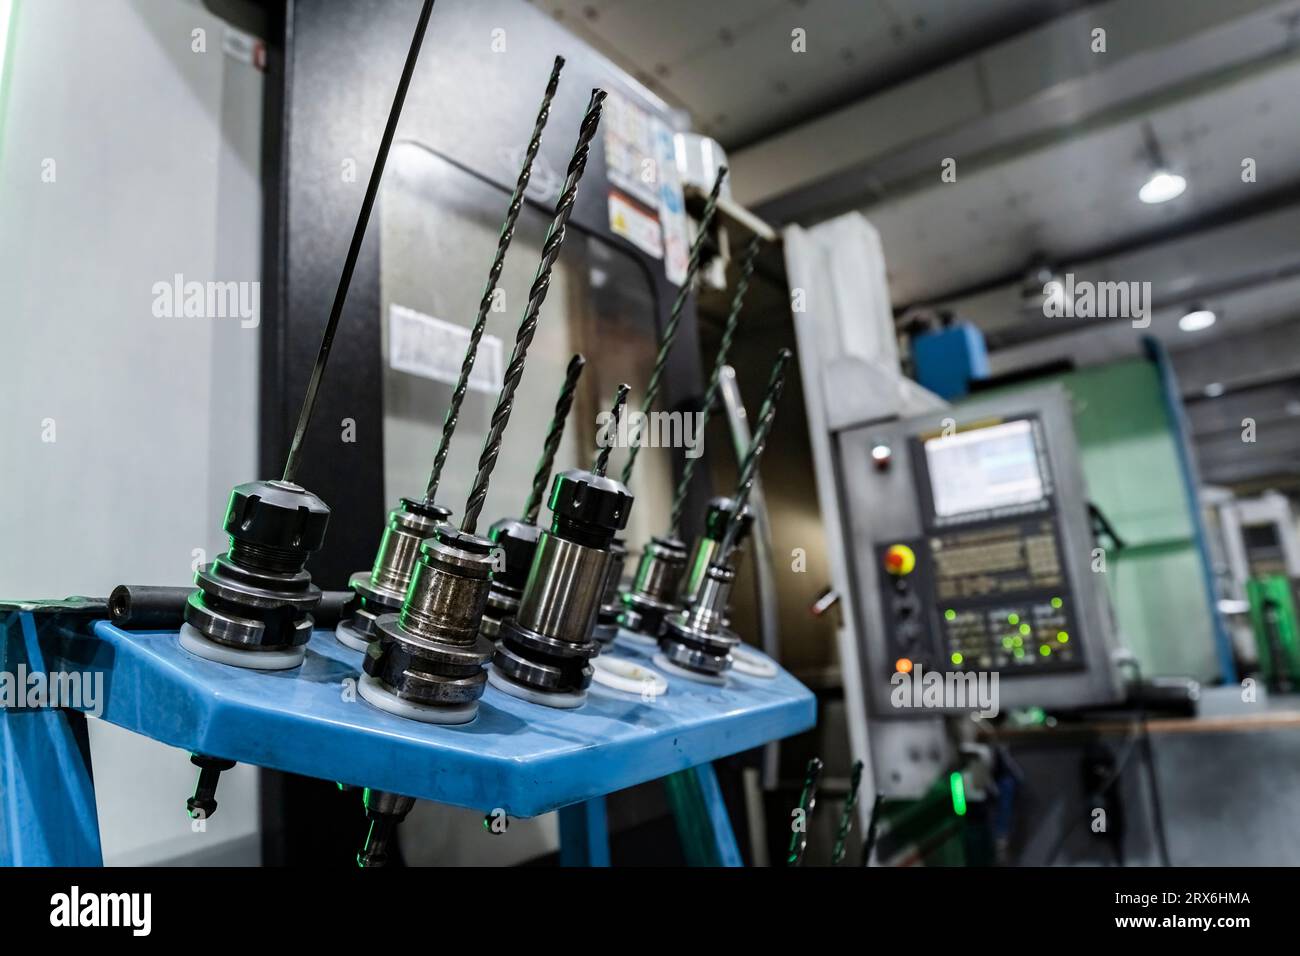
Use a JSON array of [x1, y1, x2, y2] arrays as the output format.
[[541, 0, 1300, 492], [537, 0, 1082, 149]]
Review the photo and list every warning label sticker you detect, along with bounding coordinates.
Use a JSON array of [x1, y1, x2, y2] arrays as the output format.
[[608, 190, 664, 259]]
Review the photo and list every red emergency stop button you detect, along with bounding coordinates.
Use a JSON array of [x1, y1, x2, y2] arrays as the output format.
[[884, 544, 916, 576]]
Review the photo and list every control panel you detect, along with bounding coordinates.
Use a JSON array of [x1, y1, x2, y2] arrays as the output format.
[[838, 386, 1122, 715]]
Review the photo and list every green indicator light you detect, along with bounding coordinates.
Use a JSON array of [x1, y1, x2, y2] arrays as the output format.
[[1019, 623, 1031, 636], [1008, 613, 1020, 625], [950, 652, 963, 665], [1051, 597, 1063, 609], [1012, 636, 1023, 647], [944, 609, 957, 622], [949, 771, 967, 817], [1014, 648, 1025, 659], [1001, 637, 1014, 649], [1057, 631, 1069, 643], [1039, 644, 1051, 656]]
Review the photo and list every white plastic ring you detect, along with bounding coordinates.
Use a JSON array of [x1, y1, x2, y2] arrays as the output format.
[[731, 646, 778, 679], [179, 623, 307, 671], [591, 655, 668, 698]]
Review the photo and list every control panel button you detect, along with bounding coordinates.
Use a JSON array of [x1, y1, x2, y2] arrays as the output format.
[[883, 544, 916, 576]]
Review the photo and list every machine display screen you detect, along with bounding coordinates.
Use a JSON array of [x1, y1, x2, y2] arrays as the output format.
[[924, 420, 1044, 519]]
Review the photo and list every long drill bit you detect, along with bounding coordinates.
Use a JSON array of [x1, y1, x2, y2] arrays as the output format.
[[619, 166, 727, 487], [716, 348, 792, 562], [425, 55, 566, 504], [522, 353, 586, 524], [460, 89, 607, 535], [668, 235, 761, 536], [593, 384, 630, 478], [861, 792, 885, 866], [786, 757, 824, 867], [281, 0, 436, 485], [831, 759, 865, 865]]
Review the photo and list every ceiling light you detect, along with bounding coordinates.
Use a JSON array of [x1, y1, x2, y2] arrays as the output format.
[[1139, 170, 1186, 204], [1178, 308, 1216, 332], [1138, 122, 1185, 204], [1203, 382, 1225, 398]]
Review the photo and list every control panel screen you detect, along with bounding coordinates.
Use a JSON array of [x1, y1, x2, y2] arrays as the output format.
[[924, 420, 1044, 519]]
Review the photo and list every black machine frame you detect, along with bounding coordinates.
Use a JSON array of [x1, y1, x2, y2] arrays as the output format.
[[256, 0, 722, 865]]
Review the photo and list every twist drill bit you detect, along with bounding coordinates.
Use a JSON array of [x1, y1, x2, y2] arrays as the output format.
[[620, 166, 726, 487], [522, 352, 586, 524], [669, 236, 761, 536], [281, 0, 436, 486], [715, 348, 791, 562], [618, 237, 763, 638], [460, 88, 607, 535], [831, 759, 865, 865], [361, 89, 606, 725], [861, 792, 885, 867], [786, 757, 824, 867], [338, 59, 569, 653], [595, 167, 725, 644], [657, 349, 792, 678], [425, 55, 565, 504], [483, 354, 588, 639], [594, 383, 630, 478]]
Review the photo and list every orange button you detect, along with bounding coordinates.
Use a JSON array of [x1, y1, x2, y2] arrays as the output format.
[[895, 657, 913, 674], [884, 544, 916, 575]]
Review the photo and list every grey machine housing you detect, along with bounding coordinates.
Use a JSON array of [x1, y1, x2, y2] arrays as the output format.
[[837, 385, 1124, 719], [785, 213, 1123, 804]]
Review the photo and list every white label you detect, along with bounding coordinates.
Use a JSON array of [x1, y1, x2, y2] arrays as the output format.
[[603, 89, 660, 210], [652, 119, 689, 286], [608, 191, 664, 259], [388, 304, 502, 391]]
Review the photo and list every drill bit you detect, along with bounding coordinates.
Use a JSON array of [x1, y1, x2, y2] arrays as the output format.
[[593, 384, 630, 478], [460, 88, 607, 535], [668, 235, 761, 537], [620, 165, 727, 487], [861, 792, 885, 866], [425, 56, 566, 504], [716, 348, 791, 561], [281, 0, 436, 485], [522, 352, 586, 524], [831, 759, 864, 865], [786, 756, 824, 867]]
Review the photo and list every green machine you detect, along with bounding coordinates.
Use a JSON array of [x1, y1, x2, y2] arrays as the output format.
[[965, 344, 1230, 684], [1246, 576, 1300, 692]]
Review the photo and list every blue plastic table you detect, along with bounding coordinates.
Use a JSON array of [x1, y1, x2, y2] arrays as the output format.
[[0, 609, 815, 866]]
